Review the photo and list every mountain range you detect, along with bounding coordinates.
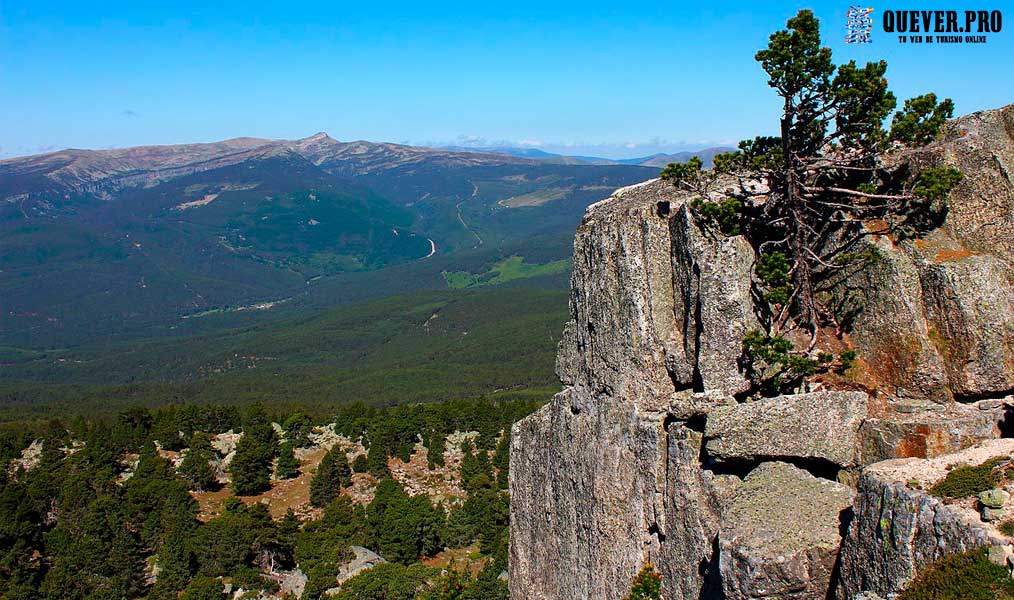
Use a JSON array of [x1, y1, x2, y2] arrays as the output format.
[[0, 134, 661, 353], [438, 144, 733, 167]]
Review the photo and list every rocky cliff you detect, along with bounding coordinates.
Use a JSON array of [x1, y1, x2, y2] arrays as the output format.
[[510, 104, 1014, 600]]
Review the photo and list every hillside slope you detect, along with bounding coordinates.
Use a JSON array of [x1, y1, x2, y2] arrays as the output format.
[[0, 135, 654, 348]]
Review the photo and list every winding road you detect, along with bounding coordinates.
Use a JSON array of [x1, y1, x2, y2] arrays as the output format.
[[456, 182, 484, 247]]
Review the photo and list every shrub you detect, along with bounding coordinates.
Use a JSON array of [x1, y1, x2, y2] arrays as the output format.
[[690, 197, 743, 235], [1000, 520, 1014, 537], [352, 454, 369, 473], [899, 549, 1014, 600], [741, 330, 818, 394], [623, 563, 662, 600], [928, 457, 1007, 499]]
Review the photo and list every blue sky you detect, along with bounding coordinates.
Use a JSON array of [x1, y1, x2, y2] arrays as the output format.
[[1, 1, 1011, 159]]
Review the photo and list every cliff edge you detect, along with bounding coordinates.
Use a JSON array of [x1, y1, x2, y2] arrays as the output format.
[[510, 104, 1014, 600]]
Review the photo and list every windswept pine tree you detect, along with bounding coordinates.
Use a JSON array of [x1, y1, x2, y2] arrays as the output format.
[[662, 9, 963, 394]]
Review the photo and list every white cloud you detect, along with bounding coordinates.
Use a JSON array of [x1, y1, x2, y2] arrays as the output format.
[[518, 139, 544, 147]]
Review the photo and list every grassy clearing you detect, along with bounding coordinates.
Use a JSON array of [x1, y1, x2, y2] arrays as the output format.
[[500, 187, 573, 208], [443, 256, 570, 289]]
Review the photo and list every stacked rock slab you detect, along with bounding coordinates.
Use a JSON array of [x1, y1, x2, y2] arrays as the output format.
[[510, 104, 1014, 600]]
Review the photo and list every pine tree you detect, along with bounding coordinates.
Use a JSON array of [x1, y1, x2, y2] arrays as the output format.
[[309, 446, 351, 508], [229, 433, 272, 496], [282, 412, 314, 447], [666, 9, 962, 394], [492, 434, 510, 489], [180, 432, 218, 492], [275, 441, 301, 480], [623, 563, 662, 600]]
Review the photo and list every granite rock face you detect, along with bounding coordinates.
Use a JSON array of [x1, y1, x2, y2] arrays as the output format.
[[555, 178, 757, 409], [838, 439, 1014, 598], [719, 462, 854, 600], [510, 105, 1014, 600], [858, 399, 1007, 464], [844, 104, 1014, 403], [705, 391, 869, 468], [669, 203, 759, 395], [509, 387, 667, 600]]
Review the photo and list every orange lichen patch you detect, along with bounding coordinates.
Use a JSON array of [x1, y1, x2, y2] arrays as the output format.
[[893, 424, 954, 459], [933, 247, 973, 262], [193, 445, 329, 521], [842, 356, 886, 394], [860, 335, 924, 389]]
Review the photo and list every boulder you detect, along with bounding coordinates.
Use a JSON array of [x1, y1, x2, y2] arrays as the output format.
[[718, 462, 854, 600], [858, 399, 1005, 463], [337, 546, 386, 584], [978, 488, 1009, 509], [704, 391, 869, 468]]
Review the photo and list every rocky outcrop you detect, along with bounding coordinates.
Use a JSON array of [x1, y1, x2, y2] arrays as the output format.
[[705, 391, 868, 468], [844, 105, 1014, 403], [510, 105, 1014, 600], [838, 439, 1014, 598], [555, 179, 758, 409], [719, 462, 854, 600]]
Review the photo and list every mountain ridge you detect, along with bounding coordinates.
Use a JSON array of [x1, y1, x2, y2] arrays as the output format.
[[0, 133, 539, 202], [438, 144, 734, 167]]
